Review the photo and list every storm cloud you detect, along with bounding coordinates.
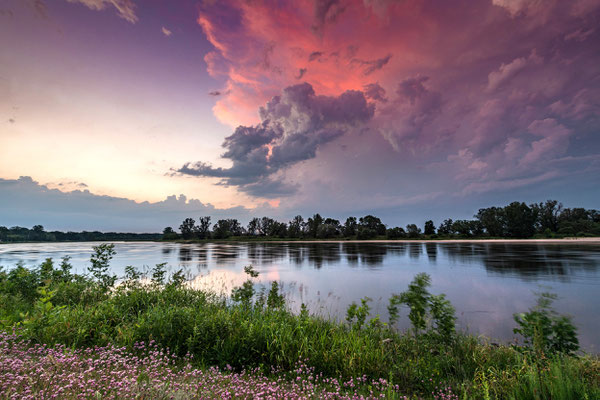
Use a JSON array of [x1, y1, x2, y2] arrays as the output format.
[[177, 82, 374, 196]]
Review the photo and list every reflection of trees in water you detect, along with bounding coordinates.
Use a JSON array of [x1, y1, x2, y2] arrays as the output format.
[[408, 243, 422, 259], [244, 242, 406, 268], [161, 246, 173, 255], [343, 243, 360, 265], [440, 243, 600, 280], [425, 243, 437, 262], [194, 245, 208, 261], [177, 245, 210, 270], [189, 242, 600, 279], [305, 243, 341, 269], [387, 243, 407, 257], [287, 245, 307, 266], [211, 244, 240, 264], [341, 243, 387, 266], [246, 243, 289, 265], [178, 246, 193, 262]]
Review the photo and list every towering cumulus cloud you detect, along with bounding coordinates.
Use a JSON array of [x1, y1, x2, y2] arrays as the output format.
[[178, 83, 374, 197], [190, 0, 600, 208]]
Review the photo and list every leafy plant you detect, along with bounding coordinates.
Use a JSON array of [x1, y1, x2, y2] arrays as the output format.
[[266, 281, 285, 309], [388, 273, 456, 341], [513, 292, 579, 355], [151, 262, 168, 286], [430, 294, 457, 340], [89, 243, 117, 288], [20, 283, 65, 332], [169, 268, 187, 288], [346, 297, 371, 330], [123, 265, 141, 290], [231, 265, 259, 306]]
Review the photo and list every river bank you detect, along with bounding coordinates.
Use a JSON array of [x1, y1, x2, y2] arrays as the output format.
[[1, 250, 599, 399]]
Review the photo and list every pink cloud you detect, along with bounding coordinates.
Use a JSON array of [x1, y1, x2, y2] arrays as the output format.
[[487, 50, 542, 91], [192, 0, 600, 201]]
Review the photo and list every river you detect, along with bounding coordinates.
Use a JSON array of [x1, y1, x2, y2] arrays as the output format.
[[1, 240, 599, 351]]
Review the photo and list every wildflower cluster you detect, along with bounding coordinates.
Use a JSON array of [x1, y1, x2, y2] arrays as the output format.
[[0, 331, 407, 399]]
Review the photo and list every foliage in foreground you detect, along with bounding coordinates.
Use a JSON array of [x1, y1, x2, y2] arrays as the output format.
[[0, 245, 598, 399]]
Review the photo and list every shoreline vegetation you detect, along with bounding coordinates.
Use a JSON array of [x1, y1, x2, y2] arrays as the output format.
[[1, 244, 599, 399], [1, 200, 600, 244]]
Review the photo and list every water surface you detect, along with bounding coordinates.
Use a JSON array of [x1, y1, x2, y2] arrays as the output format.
[[1, 241, 599, 351]]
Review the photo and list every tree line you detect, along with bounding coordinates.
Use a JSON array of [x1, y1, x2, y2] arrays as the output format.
[[2, 200, 598, 243], [0, 225, 161, 243], [164, 200, 600, 241]]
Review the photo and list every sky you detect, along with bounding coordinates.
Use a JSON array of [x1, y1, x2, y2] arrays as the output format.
[[0, 0, 599, 232]]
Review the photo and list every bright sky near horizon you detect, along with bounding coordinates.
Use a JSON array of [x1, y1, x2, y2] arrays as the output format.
[[0, 0, 599, 231]]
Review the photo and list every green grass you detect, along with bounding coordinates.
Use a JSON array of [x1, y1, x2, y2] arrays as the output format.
[[0, 258, 598, 399]]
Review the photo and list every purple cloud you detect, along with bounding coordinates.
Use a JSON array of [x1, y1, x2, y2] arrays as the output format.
[[176, 82, 374, 197]]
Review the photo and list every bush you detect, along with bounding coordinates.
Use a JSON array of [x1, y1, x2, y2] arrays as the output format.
[[513, 292, 579, 355], [388, 272, 456, 342]]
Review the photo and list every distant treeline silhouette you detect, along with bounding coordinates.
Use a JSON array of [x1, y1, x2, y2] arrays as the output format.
[[0, 226, 161, 243], [163, 200, 600, 241], [2, 200, 598, 243]]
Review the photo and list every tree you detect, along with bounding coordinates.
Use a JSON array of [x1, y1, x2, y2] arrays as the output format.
[[288, 215, 305, 238], [317, 219, 340, 238], [212, 219, 233, 239], [437, 219, 453, 236], [504, 202, 536, 238], [230, 219, 243, 236], [531, 200, 562, 233], [319, 218, 341, 238], [359, 215, 386, 235], [469, 220, 484, 237], [475, 207, 505, 237], [179, 218, 196, 239], [269, 221, 288, 237], [306, 213, 323, 238], [30, 225, 46, 241], [211, 219, 242, 239], [260, 217, 276, 236], [247, 217, 261, 236], [424, 220, 436, 235], [451, 220, 472, 237], [406, 224, 421, 238], [386, 227, 406, 239], [342, 217, 358, 237], [0, 226, 8, 242], [357, 226, 377, 239], [196, 216, 212, 239], [162, 227, 178, 240]]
